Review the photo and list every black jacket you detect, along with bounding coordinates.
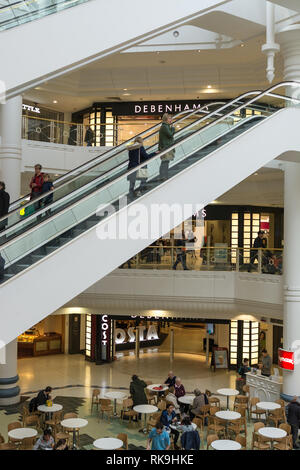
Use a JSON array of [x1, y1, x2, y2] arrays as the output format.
[[36, 390, 49, 406], [253, 237, 267, 249], [128, 143, 149, 170], [287, 402, 300, 426], [181, 430, 200, 450], [0, 189, 10, 218]]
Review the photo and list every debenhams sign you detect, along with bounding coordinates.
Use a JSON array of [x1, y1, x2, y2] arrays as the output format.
[[111, 100, 211, 116]]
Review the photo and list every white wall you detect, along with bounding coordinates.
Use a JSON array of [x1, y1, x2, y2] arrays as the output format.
[[21, 140, 111, 174]]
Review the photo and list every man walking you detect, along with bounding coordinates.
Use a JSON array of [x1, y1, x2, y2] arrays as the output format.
[[287, 397, 300, 449]]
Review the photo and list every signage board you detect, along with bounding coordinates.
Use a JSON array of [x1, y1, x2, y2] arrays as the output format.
[[278, 348, 294, 371]]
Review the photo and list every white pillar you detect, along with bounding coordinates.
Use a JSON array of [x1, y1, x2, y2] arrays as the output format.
[[0, 95, 22, 201], [170, 328, 174, 362], [277, 25, 300, 98], [0, 339, 20, 405], [261, 2, 280, 83], [282, 162, 300, 399]]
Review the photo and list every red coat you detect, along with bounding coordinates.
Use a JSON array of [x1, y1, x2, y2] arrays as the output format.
[[174, 383, 185, 398], [30, 173, 44, 195]]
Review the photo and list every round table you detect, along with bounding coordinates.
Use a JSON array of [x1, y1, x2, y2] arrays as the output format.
[[93, 437, 123, 450], [178, 395, 194, 406], [211, 439, 241, 450], [133, 404, 158, 433], [215, 410, 241, 438], [104, 391, 127, 416], [256, 401, 281, 423], [258, 426, 287, 450], [217, 388, 239, 409], [8, 427, 37, 440], [38, 403, 63, 426], [61, 418, 88, 450], [147, 384, 169, 403]]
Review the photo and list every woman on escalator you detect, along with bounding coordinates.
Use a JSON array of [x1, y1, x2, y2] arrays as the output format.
[[127, 136, 150, 199]]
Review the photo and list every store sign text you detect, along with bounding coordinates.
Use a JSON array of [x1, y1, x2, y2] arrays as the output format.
[[101, 314, 109, 346], [22, 104, 40, 114], [115, 325, 159, 344], [134, 103, 203, 115], [278, 348, 294, 371]]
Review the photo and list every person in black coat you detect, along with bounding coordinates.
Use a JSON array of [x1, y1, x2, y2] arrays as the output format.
[[248, 230, 267, 272], [0, 181, 10, 234], [127, 137, 149, 198], [287, 396, 300, 448], [84, 126, 95, 146], [36, 386, 52, 406]]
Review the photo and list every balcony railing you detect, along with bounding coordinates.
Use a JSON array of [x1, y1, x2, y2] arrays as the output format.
[[119, 247, 283, 275]]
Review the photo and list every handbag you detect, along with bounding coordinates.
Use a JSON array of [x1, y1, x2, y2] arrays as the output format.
[[136, 148, 148, 180]]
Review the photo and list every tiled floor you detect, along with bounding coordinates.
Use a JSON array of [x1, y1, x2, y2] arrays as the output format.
[[0, 350, 289, 450]]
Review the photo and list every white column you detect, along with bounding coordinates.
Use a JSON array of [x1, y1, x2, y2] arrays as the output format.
[[261, 1, 280, 83], [0, 339, 20, 405], [0, 95, 22, 201], [282, 162, 300, 398], [277, 25, 300, 98], [170, 328, 174, 362]]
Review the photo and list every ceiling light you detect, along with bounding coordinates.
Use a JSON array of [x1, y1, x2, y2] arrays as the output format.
[[198, 50, 201, 53], [123, 88, 127, 91], [53, 100, 58, 104], [240, 43, 245, 47], [123, 93, 131, 96], [156, 51, 160, 55], [173, 30, 179, 38], [207, 85, 212, 89]]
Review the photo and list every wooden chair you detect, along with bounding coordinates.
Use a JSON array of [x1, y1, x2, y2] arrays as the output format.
[[234, 395, 249, 414], [0, 433, 4, 444], [63, 412, 78, 419], [209, 406, 219, 416], [279, 422, 291, 434], [275, 399, 285, 409], [251, 422, 270, 450], [268, 407, 286, 427], [157, 400, 166, 411], [0, 443, 18, 450], [22, 406, 30, 427], [8, 422, 22, 446], [207, 416, 226, 438], [206, 433, 219, 450], [19, 437, 36, 450], [145, 389, 157, 406], [120, 398, 138, 425], [62, 412, 80, 445], [117, 433, 128, 450], [55, 432, 71, 447], [274, 434, 293, 450], [243, 385, 249, 396], [228, 417, 245, 438], [235, 434, 247, 449], [250, 397, 266, 421], [192, 417, 203, 432], [99, 399, 113, 422], [208, 397, 220, 409], [146, 412, 162, 432], [23, 414, 41, 431], [198, 404, 210, 428], [45, 410, 63, 435], [91, 389, 101, 413]]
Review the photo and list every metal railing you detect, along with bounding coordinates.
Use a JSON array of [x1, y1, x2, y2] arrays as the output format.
[[119, 247, 283, 275]]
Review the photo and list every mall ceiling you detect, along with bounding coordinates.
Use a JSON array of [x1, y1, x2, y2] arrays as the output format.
[[24, 32, 284, 113]]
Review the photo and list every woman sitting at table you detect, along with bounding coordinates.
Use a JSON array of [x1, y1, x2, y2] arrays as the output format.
[[190, 389, 208, 419], [174, 378, 185, 399], [178, 415, 194, 434], [160, 404, 180, 450]]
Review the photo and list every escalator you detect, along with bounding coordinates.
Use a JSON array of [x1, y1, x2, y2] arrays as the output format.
[[1, 81, 300, 345]]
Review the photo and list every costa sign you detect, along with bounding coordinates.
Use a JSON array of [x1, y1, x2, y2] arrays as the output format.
[[101, 314, 109, 346], [115, 325, 159, 344], [278, 348, 294, 371]]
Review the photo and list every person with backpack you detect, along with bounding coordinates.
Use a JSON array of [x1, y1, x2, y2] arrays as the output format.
[[127, 137, 150, 199]]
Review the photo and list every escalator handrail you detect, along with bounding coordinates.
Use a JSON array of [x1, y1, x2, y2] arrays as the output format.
[[5, 101, 228, 219], [0, 81, 298, 240], [0, 114, 266, 257], [8, 101, 226, 212]]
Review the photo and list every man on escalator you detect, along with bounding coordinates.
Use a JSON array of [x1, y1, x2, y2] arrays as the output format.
[[0, 181, 10, 236], [29, 164, 44, 212]]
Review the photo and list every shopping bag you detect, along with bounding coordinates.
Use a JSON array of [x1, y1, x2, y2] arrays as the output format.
[[136, 167, 148, 180]]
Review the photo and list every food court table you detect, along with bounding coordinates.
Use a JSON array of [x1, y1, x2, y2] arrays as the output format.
[[104, 391, 127, 416], [258, 426, 287, 450], [217, 388, 239, 409], [38, 403, 63, 426], [211, 439, 241, 450], [178, 395, 194, 406], [133, 404, 158, 433], [8, 427, 37, 441], [256, 401, 281, 423], [147, 384, 169, 403], [61, 418, 88, 450], [93, 437, 123, 450], [215, 410, 241, 438]]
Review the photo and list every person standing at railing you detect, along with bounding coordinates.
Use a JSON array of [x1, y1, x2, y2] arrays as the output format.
[[0, 181, 10, 235], [248, 230, 267, 272], [84, 126, 95, 146], [172, 232, 189, 270], [68, 124, 78, 145], [158, 113, 175, 181]]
